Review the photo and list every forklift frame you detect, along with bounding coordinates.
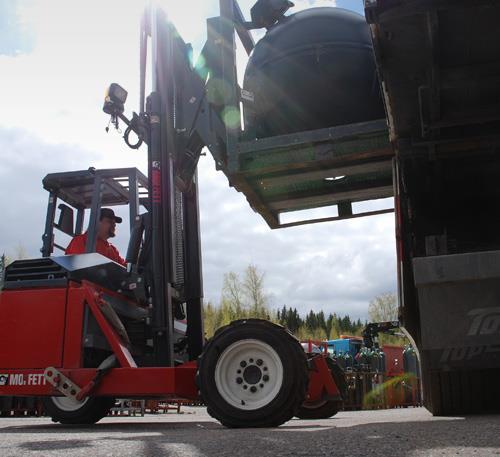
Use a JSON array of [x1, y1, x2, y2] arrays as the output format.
[[41, 167, 149, 257], [0, 0, 360, 423]]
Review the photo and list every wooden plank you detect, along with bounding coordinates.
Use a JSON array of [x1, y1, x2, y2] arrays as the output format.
[[255, 160, 393, 189], [237, 119, 389, 154], [268, 185, 394, 211]]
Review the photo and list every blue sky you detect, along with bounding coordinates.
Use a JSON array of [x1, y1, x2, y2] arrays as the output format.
[[336, 0, 364, 14], [0, 0, 34, 56], [0, 0, 395, 318]]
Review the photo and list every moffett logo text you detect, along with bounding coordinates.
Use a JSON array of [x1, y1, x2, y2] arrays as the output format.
[[0, 374, 46, 386], [467, 307, 500, 336]]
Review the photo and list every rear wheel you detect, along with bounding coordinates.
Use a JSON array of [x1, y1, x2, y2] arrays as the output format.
[[0, 397, 13, 417], [296, 358, 347, 419], [420, 351, 500, 415], [42, 396, 115, 424], [197, 319, 308, 428], [422, 367, 500, 415]]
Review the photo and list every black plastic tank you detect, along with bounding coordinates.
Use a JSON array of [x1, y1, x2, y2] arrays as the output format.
[[369, 349, 380, 373], [403, 346, 420, 376], [378, 348, 386, 374], [243, 7, 385, 139]]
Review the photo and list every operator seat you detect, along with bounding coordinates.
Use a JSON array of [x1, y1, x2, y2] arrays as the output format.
[[126, 212, 152, 271]]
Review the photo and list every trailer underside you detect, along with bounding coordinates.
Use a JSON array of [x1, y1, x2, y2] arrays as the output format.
[[367, 0, 500, 414]]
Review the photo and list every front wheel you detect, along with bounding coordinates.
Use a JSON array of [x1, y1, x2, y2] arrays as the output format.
[[296, 358, 347, 419], [42, 396, 115, 424], [197, 319, 308, 428]]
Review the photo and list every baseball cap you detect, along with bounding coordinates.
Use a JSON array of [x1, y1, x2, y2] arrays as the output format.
[[100, 208, 122, 223]]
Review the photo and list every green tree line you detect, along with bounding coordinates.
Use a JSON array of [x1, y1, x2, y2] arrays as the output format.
[[276, 306, 364, 341], [203, 265, 373, 341], [0, 254, 8, 289]]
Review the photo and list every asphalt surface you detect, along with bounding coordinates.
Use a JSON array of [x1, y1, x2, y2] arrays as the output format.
[[0, 407, 499, 457]]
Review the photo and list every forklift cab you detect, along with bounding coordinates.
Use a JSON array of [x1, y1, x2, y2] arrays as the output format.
[[41, 167, 149, 260], [37, 166, 190, 365]]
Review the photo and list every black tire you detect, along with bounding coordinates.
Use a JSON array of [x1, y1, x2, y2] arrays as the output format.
[[296, 399, 340, 419], [0, 397, 13, 417], [42, 396, 115, 424], [420, 351, 500, 415], [422, 368, 500, 416], [197, 319, 308, 428], [296, 357, 347, 419]]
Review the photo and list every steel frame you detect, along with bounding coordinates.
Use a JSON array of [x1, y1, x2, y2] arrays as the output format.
[[0, 278, 335, 403], [0, 280, 198, 400], [41, 168, 148, 256]]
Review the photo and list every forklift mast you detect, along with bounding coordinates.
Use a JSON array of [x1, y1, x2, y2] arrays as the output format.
[[126, 6, 210, 366], [141, 7, 205, 366], [102, 2, 259, 367]]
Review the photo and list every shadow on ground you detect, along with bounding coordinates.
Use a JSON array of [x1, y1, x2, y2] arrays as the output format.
[[1, 413, 499, 456]]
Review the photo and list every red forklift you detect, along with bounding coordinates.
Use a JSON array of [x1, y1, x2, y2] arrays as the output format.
[[0, 1, 349, 426]]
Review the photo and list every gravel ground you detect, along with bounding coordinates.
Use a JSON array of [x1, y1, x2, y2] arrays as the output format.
[[0, 407, 499, 457]]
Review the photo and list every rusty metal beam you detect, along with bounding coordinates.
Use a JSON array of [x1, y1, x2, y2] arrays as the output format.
[[277, 208, 394, 229]]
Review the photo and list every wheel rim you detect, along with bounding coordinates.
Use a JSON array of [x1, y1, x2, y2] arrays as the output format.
[[51, 396, 89, 412], [214, 339, 284, 411]]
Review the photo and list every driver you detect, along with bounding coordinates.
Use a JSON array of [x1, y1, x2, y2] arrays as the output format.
[[66, 208, 126, 266]]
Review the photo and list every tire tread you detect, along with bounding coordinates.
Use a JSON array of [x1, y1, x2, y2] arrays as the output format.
[[42, 397, 115, 425], [197, 319, 308, 428]]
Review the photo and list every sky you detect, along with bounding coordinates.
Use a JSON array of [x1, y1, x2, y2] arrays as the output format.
[[0, 0, 395, 319]]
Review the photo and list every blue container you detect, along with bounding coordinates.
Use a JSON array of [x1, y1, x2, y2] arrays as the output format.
[[327, 338, 362, 359], [327, 338, 350, 356]]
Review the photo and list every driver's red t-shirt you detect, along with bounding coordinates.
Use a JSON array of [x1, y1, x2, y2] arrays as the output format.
[[65, 233, 126, 266]]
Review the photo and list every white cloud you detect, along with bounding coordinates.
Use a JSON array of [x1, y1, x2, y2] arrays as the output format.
[[0, 126, 99, 257]]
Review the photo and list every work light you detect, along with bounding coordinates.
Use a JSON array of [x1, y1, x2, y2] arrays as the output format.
[[103, 83, 128, 115]]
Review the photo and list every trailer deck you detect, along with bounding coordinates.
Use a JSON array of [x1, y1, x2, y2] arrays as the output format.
[[227, 119, 393, 228]]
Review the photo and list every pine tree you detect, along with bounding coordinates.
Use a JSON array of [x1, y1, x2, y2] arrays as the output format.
[[279, 305, 287, 326], [0, 254, 6, 289], [317, 310, 327, 335], [325, 313, 335, 340]]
